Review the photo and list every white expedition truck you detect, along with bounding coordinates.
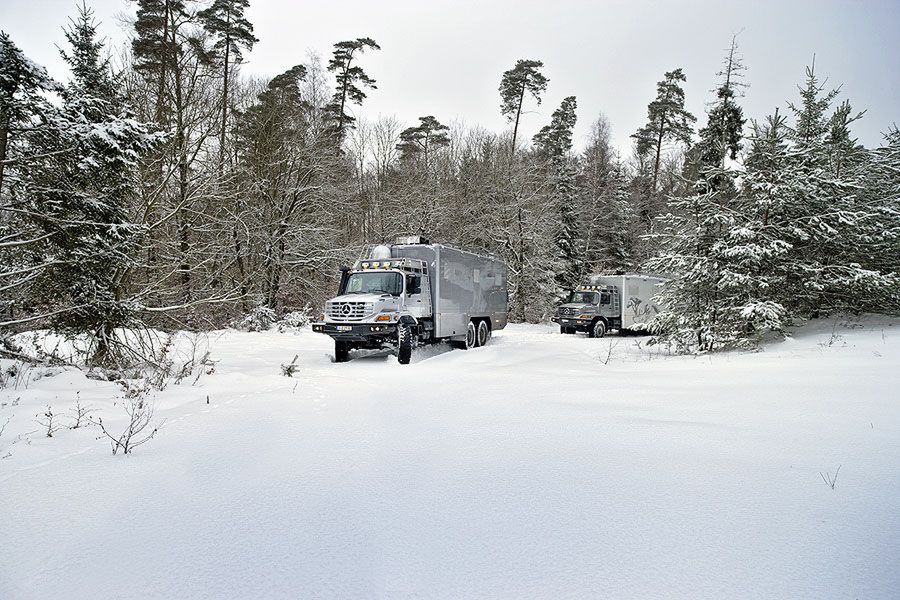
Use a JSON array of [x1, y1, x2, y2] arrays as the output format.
[[552, 273, 666, 337], [313, 237, 508, 364]]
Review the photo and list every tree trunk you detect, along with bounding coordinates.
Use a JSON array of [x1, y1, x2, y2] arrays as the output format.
[[0, 115, 8, 199], [173, 27, 190, 303], [511, 83, 526, 155], [218, 18, 231, 174]]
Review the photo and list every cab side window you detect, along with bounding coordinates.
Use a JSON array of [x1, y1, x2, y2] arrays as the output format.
[[600, 292, 611, 305]]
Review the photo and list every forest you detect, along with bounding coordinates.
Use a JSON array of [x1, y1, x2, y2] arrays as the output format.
[[1, 0, 898, 364]]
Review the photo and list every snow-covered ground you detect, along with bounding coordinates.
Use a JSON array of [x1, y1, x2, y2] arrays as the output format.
[[1, 318, 898, 599]]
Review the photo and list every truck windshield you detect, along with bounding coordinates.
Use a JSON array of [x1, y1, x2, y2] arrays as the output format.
[[569, 291, 598, 304], [345, 271, 403, 296]]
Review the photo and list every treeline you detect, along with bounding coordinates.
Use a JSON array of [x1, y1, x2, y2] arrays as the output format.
[[1, 1, 897, 363]]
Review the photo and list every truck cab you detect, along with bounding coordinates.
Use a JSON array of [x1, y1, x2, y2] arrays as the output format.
[[552, 284, 621, 338], [312, 254, 432, 362]]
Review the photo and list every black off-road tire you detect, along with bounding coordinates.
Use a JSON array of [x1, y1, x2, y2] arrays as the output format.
[[398, 325, 413, 365], [334, 341, 351, 363], [476, 320, 490, 347], [589, 319, 607, 339], [454, 320, 477, 350]]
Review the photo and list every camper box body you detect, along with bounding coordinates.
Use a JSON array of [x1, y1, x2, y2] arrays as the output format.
[[390, 243, 508, 339]]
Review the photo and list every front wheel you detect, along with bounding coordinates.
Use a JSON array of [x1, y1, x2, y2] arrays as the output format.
[[589, 319, 607, 338], [334, 340, 351, 362], [397, 325, 413, 365]]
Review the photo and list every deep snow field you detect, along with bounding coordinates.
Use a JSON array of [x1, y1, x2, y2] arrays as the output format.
[[1, 317, 899, 599]]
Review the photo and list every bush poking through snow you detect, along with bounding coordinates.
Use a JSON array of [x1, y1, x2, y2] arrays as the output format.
[[68, 393, 94, 429], [234, 307, 278, 332], [90, 397, 163, 455], [35, 405, 62, 437], [276, 309, 313, 332], [820, 465, 841, 490], [281, 355, 299, 377]]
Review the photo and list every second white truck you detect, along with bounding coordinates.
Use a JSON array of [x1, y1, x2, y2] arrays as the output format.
[[552, 273, 666, 337]]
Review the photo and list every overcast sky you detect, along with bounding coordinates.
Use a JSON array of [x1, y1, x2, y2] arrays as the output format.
[[3, 0, 898, 154]]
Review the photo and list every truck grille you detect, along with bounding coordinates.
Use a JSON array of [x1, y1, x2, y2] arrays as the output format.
[[559, 307, 578, 317], [326, 301, 373, 322]]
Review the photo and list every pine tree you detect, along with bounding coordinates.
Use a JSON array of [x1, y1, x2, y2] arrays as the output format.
[[324, 38, 380, 140], [198, 0, 257, 170], [499, 59, 549, 153], [632, 68, 696, 198], [132, 0, 186, 125], [396, 115, 450, 172]]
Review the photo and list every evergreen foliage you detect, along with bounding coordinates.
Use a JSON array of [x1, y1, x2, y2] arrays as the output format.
[[324, 38, 380, 139], [499, 59, 549, 152]]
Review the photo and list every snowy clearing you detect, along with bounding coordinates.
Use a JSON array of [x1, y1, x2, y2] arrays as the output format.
[[1, 318, 899, 599]]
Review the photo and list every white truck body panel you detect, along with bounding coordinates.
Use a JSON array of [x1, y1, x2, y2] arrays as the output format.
[[589, 274, 666, 329], [389, 244, 508, 339]]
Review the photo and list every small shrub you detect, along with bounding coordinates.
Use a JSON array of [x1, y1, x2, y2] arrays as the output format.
[[281, 355, 299, 377], [277, 309, 313, 332], [234, 307, 278, 332], [35, 405, 62, 438], [90, 397, 163, 455], [68, 393, 95, 429]]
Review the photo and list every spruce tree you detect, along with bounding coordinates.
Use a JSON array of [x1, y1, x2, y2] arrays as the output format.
[[324, 38, 380, 140], [533, 96, 582, 295], [0, 33, 59, 323], [694, 37, 746, 192], [0, 31, 58, 199], [22, 9, 159, 363], [645, 47, 747, 351], [499, 59, 549, 153]]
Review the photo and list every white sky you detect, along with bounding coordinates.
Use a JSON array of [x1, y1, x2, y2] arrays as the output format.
[[3, 0, 898, 155]]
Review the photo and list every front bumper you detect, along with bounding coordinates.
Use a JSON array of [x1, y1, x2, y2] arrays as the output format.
[[553, 317, 593, 330], [312, 322, 397, 342]]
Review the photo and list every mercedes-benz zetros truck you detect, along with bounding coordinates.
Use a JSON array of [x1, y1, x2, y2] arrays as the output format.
[[552, 273, 666, 337], [313, 237, 508, 364]]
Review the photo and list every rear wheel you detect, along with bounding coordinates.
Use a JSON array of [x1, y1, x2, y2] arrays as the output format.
[[397, 325, 413, 365], [476, 320, 490, 347], [334, 340, 351, 363], [589, 319, 607, 339], [460, 320, 477, 350]]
